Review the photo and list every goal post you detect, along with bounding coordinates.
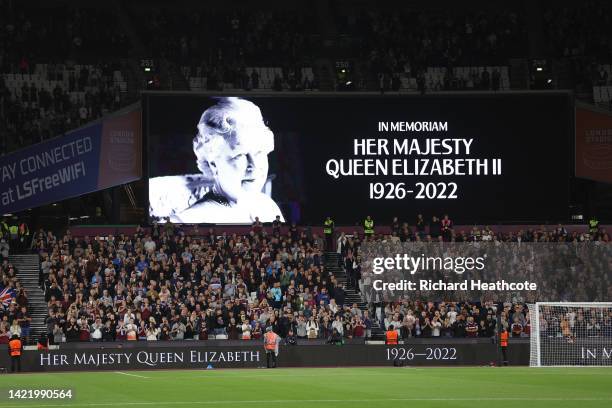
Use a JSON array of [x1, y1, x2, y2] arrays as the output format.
[[528, 302, 612, 367]]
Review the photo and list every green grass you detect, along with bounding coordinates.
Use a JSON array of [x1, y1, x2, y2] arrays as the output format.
[[0, 367, 611, 408]]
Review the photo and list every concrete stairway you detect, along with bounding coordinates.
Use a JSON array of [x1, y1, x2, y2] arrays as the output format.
[[323, 252, 384, 339], [9, 254, 46, 344]]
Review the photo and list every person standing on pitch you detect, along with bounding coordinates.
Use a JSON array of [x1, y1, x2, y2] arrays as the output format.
[[363, 215, 374, 239], [500, 327, 509, 366], [8, 334, 22, 373], [264, 326, 281, 368]]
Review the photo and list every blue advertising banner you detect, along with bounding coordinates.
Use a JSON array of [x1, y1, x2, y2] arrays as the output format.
[[0, 106, 141, 214]]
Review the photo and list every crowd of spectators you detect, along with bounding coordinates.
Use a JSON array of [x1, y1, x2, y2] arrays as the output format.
[[383, 302, 612, 341], [134, 7, 318, 92], [336, 213, 611, 339], [0, 0, 610, 344], [0, 2, 133, 155], [542, 0, 612, 91], [0, 3, 129, 64], [36, 222, 374, 344], [0, 219, 31, 345], [134, 8, 316, 72], [332, 215, 610, 254], [2, 1, 612, 155], [379, 300, 522, 340], [0, 259, 30, 345], [0, 62, 127, 154], [539, 305, 612, 339], [543, 0, 612, 59], [24, 213, 608, 344], [334, 7, 526, 88], [379, 214, 610, 243], [182, 65, 317, 92]]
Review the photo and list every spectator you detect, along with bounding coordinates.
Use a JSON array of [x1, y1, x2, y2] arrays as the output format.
[[91, 318, 103, 342], [17, 306, 31, 343], [431, 316, 442, 337], [285, 329, 298, 345], [327, 328, 343, 345], [53, 324, 65, 344], [306, 316, 319, 339], [466, 317, 479, 337], [353, 317, 365, 338], [9, 319, 21, 338], [511, 317, 524, 337]]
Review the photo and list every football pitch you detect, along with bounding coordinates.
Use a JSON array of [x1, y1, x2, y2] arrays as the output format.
[[0, 367, 611, 408]]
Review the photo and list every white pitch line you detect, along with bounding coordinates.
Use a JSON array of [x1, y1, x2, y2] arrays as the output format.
[[1, 397, 611, 408], [151, 372, 423, 380], [113, 371, 150, 379]]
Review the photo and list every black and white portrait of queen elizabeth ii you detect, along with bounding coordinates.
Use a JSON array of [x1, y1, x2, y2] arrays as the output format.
[[149, 97, 285, 223]]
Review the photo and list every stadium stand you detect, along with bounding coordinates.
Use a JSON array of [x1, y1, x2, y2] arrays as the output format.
[[542, 0, 612, 59], [0, 2, 136, 156], [36, 224, 367, 343], [4, 6, 612, 408], [341, 221, 610, 341], [2, 0, 612, 155], [127, 4, 318, 92], [541, 0, 612, 98], [0, 256, 30, 345], [331, 2, 526, 91], [129, 8, 316, 64], [183, 66, 317, 92], [0, 219, 593, 344], [0, 0, 611, 347]]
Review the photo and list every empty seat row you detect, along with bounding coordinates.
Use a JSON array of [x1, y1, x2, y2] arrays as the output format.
[[593, 86, 612, 103]]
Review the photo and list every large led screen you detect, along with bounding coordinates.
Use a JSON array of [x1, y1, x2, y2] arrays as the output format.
[[145, 93, 571, 224]]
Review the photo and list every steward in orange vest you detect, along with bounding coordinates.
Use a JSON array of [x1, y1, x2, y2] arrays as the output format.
[[264, 327, 280, 368], [8, 334, 22, 372], [385, 325, 399, 345], [500, 328, 509, 366]]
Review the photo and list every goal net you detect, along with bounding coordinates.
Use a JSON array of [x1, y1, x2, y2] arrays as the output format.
[[528, 303, 612, 367]]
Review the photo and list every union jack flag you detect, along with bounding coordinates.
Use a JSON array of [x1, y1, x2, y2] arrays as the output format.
[[0, 286, 15, 308]]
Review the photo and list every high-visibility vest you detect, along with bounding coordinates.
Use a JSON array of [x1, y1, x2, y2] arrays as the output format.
[[500, 331, 508, 347], [264, 331, 278, 350], [364, 219, 374, 234], [385, 330, 398, 345], [589, 218, 599, 233], [323, 219, 334, 235], [9, 339, 22, 356]]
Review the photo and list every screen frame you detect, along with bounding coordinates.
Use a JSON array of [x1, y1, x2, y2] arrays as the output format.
[[142, 90, 574, 226]]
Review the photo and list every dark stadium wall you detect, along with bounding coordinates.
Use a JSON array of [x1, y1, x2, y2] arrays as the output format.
[[0, 340, 530, 372]]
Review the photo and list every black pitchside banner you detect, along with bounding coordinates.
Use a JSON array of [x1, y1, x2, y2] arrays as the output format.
[[0, 341, 530, 372]]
